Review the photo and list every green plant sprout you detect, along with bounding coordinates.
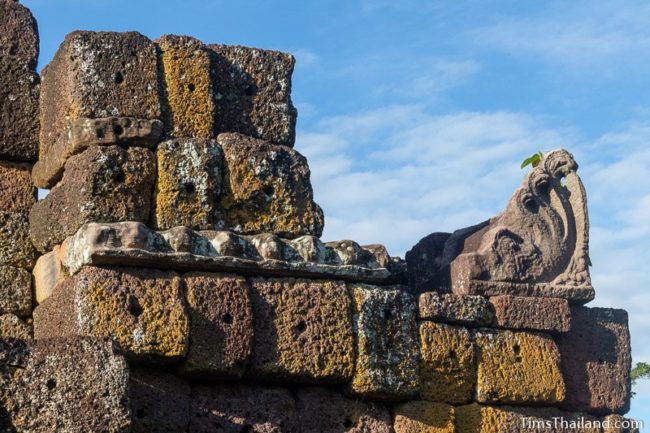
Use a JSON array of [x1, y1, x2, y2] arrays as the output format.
[[520, 151, 545, 169]]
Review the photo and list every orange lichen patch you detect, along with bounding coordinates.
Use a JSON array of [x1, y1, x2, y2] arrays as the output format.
[[393, 401, 455, 433]]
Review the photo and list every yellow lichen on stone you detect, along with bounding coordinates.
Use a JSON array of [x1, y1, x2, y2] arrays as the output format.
[[394, 401, 455, 433], [455, 404, 510, 433], [475, 330, 566, 404]]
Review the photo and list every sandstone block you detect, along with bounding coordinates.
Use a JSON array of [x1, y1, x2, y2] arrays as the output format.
[[248, 277, 354, 383], [39, 30, 161, 157], [157, 35, 215, 138], [556, 307, 631, 414], [349, 284, 420, 400], [0, 161, 35, 212], [153, 138, 223, 230], [0, 0, 38, 65], [418, 292, 494, 326], [33, 266, 190, 362], [0, 265, 32, 317], [208, 44, 297, 146], [0, 212, 36, 269], [179, 272, 253, 379], [405, 232, 452, 293], [393, 401, 455, 433], [490, 295, 571, 332], [189, 384, 300, 433], [33, 246, 66, 304], [419, 322, 475, 404], [475, 330, 565, 404], [29, 145, 155, 252], [0, 314, 31, 339], [217, 133, 324, 238], [295, 387, 392, 433]]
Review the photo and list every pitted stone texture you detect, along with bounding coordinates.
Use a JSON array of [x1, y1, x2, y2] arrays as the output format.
[[394, 401, 455, 433], [130, 368, 190, 433], [153, 138, 223, 230], [0, 314, 31, 339], [39, 30, 161, 156], [249, 277, 354, 383], [0, 0, 38, 65], [475, 329, 565, 404], [179, 272, 253, 379], [0, 266, 31, 316], [0, 212, 36, 269], [295, 387, 392, 433], [29, 145, 155, 253], [190, 384, 300, 433], [217, 133, 324, 238], [420, 322, 475, 404], [157, 35, 215, 138], [419, 292, 495, 327], [0, 161, 35, 212], [33, 246, 66, 304], [208, 44, 297, 146], [557, 307, 631, 415], [33, 116, 162, 188], [349, 284, 420, 400], [33, 266, 189, 362], [490, 295, 571, 333]]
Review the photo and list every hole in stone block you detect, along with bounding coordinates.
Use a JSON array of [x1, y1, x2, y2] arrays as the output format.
[[136, 408, 145, 419], [222, 313, 233, 324], [343, 418, 354, 428], [240, 425, 253, 433], [245, 85, 257, 96], [114, 172, 125, 183], [295, 320, 307, 333], [127, 296, 144, 318], [46, 379, 57, 390], [263, 185, 274, 196], [96, 128, 105, 139], [113, 124, 124, 136], [188, 83, 196, 92], [183, 182, 196, 194], [513, 344, 521, 361], [449, 349, 457, 359], [383, 308, 393, 320], [113, 71, 124, 84]]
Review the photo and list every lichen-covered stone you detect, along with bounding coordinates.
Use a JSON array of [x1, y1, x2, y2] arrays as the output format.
[[419, 322, 476, 404], [248, 277, 354, 383], [0, 314, 31, 339], [208, 44, 297, 146], [217, 133, 324, 238], [33, 266, 190, 362], [418, 292, 495, 327], [490, 295, 571, 333], [295, 387, 392, 433], [190, 384, 300, 433], [39, 30, 161, 157], [556, 307, 631, 415], [475, 329, 565, 404], [29, 145, 156, 252], [157, 35, 215, 138], [153, 138, 223, 230], [0, 161, 35, 212], [393, 401, 455, 433], [349, 284, 420, 400], [0, 266, 32, 316], [0, 212, 36, 269], [179, 272, 253, 379]]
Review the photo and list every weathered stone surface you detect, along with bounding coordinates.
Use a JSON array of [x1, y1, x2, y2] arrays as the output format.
[[190, 384, 300, 433], [0, 0, 38, 66], [39, 30, 161, 157], [208, 44, 297, 146], [248, 277, 354, 383], [295, 387, 392, 433], [405, 232, 452, 294], [33, 246, 66, 304], [0, 266, 31, 317], [29, 145, 155, 252], [33, 116, 162, 188], [419, 292, 495, 327], [0, 212, 36, 269], [153, 138, 223, 230], [349, 284, 420, 400], [217, 133, 324, 238], [475, 329, 565, 404], [556, 307, 631, 415], [130, 368, 190, 433], [179, 272, 253, 379], [157, 35, 215, 138], [33, 266, 189, 362], [0, 161, 35, 212], [394, 401, 455, 433], [0, 314, 31, 339], [490, 295, 571, 333], [419, 322, 475, 404]]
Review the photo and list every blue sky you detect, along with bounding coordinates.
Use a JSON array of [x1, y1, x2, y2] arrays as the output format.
[[25, 0, 650, 422]]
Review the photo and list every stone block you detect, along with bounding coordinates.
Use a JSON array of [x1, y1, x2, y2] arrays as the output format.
[[418, 292, 494, 326], [217, 132, 324, 238], [349, 284, 420, 400], [208, 44, 297, 146], [295, 387, 392, 433], [156, 35, 215, 138], [0, 161, 35, 212], [0, 0, 38, 66], [556, 307, 631, 414], [419, 322, 476, 404], [0, 212, 36, 269], [248, 277, 354, 383], [32, 246, 66, 304], [0, 314, 31, 339], [33, 266, 190, 362], [189, 384, 300, 433], [405, 232, 452, 294], [153, 138, 223, 230], [179, 272, 253, 379], [393, 401, 455, 433], [29, 145, 155, 252], [490, 295, 571, 333], [475, 329, 565, 404], [0, 266, 31, 317]]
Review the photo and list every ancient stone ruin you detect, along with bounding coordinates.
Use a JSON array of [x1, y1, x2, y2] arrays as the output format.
[[0, 1, 636, 432]]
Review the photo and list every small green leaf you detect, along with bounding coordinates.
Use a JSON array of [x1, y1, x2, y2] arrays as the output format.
[[521, 152, 543, 169]]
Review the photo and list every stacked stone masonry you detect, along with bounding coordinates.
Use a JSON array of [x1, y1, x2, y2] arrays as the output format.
[[0, 1, 638, 432]]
